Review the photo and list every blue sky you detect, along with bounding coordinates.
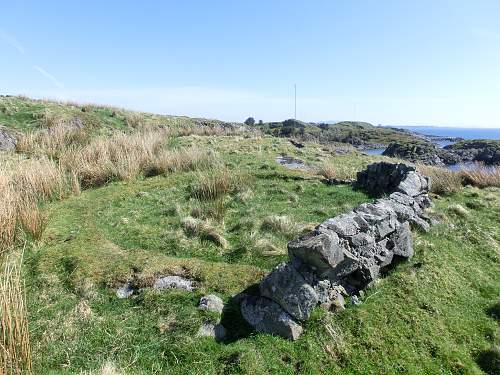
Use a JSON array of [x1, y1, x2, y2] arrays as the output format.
[[1, 1, 500, 127]]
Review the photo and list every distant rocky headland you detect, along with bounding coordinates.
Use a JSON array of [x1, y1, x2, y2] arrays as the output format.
[[383, 139, 500, 166], [253, 119, 499, 166]]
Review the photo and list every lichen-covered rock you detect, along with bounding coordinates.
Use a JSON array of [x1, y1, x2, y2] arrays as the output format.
[[199, 294, 224, 314], [318, 212, 370, 237], [240, 295, 303, 340], [396, 171, 429, 197], [288, 230, 345, 275], [389, 221, 413, 259], [0, 126, 16, 151], [116, 283, 134, 299], [259, 262, 318, 321]]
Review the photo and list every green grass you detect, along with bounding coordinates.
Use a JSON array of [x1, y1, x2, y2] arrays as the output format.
[[1, 98, 498, 374]]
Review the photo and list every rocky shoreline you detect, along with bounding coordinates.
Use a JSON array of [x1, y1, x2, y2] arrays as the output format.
[[382, 139, 500, 166]]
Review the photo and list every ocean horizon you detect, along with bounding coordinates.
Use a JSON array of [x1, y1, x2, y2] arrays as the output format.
[[385, 125, 500, 140]]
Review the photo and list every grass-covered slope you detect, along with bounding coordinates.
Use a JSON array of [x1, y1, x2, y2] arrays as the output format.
[[0, 97, 498, 374], [0, 95, 232, 134]]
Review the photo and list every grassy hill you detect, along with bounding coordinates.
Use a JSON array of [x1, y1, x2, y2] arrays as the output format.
[[0, 96, 499, 374]]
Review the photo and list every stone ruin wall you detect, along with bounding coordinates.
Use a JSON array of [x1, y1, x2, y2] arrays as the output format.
[[240, 162, 433, 340]]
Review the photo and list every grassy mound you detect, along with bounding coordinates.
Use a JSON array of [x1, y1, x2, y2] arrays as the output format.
[[0, 97, 498, 374]]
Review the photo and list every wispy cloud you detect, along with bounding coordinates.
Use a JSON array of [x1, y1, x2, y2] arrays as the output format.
[[33, 65, 65, 89], [0, 30, 25, 54]]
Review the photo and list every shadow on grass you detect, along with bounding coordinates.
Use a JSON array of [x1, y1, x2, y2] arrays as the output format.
[[218, 284, 260, 344]]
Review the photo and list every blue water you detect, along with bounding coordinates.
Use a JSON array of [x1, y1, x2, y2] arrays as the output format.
[[390, 126, 500, 140]]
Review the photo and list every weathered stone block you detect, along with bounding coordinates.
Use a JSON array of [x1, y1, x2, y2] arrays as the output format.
[[260, 262, 318, 321], [288, 230, 345, 274]]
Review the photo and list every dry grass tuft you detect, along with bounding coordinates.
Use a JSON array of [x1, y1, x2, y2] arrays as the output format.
[[0, 157, 67, 253], [448, 204, 469, 217], [60, 131, 164, 188], [190, 168, 248, 201], [0, 251, 32, 374], [181, 216, 228, 248], [459, 164, 500, 188], [261, 215, 301, 238], [16, 124, 90, 158], [80, 361, 125, 375], [417, 165, 462, 195], [150, 148, 216, 176], [317, 161, 357, 181]]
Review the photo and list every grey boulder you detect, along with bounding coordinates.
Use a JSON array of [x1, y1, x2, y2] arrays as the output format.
[[259, 262, 318, 321]]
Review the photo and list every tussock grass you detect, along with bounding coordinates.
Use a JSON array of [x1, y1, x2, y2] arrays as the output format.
[[60, 131, 216, 189], [459, 164, 500, 188], [261, 215, 301, 237], [419, 164, 500, 195], [317, 161, 358, 180], [16, 124, 90, 158], [190, 168, 249, 201], [181, 216, 228, 248], [150, 148, 216, 175], [417, 165, 462, 195], [0, 157, 67, 253], [0, 251, 32, 374], [59, 131, 164, 188]]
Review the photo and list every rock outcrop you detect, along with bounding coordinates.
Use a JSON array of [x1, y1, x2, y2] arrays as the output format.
[[383, 139, 500, 166], [0, 125, 17, 151], [240, 162, 432, 340]]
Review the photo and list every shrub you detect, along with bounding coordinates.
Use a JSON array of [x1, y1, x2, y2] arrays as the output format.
[[244, 117, 255, 126]]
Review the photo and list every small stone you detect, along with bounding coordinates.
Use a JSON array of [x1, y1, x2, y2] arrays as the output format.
[[199, 294, 224, 314], [116, 283, 134, 299], [197, 323, 226, 341], [136, 191, 150, 197], [349, 295, 362, 306], [120, 217, 129, 225]]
